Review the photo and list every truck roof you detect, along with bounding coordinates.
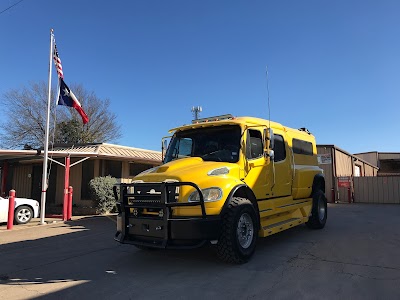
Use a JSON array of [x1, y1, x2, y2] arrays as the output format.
[[169, 115, 315, 141], [170, 116, 280, 132]]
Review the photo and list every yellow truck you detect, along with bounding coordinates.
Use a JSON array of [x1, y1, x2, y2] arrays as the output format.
[[114, 114, 327, 263]]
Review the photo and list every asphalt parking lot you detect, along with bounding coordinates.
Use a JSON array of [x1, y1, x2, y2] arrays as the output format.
[[0, 203, 400, 300]]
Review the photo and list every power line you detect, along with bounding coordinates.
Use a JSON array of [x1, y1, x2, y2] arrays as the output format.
[[0, 0, 25, 16]]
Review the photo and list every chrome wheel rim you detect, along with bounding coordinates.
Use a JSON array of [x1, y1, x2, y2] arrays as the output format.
[[237, 213, 254, 249], [318, 197, 326, 221], [17, 208, 31, 223]]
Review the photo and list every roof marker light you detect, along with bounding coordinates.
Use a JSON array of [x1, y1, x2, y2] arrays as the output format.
[[191, 114, 234, 124]]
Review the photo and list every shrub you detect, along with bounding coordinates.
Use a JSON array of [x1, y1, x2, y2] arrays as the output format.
[[88, 176, 118, 214]]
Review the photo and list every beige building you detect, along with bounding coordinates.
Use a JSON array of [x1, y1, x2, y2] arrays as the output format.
[[317, 145, 378, 203], [0, 143, 162, 212], [355, 151, 400, 176], [2, 143, 388, 210]]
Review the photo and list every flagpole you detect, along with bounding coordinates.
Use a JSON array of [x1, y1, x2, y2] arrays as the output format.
[[40, 29, 54, 225]]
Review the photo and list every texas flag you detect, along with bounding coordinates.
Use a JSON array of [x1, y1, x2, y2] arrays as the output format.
[[58, 78, 89, 124]]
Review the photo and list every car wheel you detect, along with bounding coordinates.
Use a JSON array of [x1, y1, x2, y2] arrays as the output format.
[[14, 205, 33, 224], [217, 197, 258, 264]]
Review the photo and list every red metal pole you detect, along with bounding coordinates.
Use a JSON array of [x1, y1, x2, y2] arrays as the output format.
[[1, 161, 8, 197], [67, 186, 73, 220], [7, 189, 16, 230], [63, 156, 70, 221]]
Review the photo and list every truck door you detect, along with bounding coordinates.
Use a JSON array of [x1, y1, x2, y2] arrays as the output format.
[[243, 128, 269, 200], [243, 129, 292, 200], [269, 133, 292, 198]]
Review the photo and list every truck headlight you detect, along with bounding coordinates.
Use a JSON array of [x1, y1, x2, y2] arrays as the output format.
[[188, 188, 223, 202]]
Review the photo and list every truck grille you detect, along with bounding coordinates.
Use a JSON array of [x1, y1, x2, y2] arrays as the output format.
[[125, 183, 179, 205], [115, 181, 206, 224]]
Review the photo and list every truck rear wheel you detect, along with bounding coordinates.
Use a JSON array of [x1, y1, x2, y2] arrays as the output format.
[[306, 190, 327, 229], [217, 197, 258, 263]]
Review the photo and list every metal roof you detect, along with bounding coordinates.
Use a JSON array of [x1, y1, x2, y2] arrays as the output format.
[[317, 144, 379, 169], [378, 153, 400, 160], [0, 143, 162, 164]]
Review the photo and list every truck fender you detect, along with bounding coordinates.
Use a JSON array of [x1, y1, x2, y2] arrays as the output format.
[[221, 184, 260, 230], [312, 174, 325, 195]]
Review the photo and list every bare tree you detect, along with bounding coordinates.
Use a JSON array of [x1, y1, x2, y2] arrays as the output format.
[[0, 81, 122, 149]]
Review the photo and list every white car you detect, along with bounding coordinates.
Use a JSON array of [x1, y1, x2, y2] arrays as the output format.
[[0, 196, 40, 224]]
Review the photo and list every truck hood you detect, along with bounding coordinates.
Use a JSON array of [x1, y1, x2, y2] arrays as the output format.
[[135, 157, 240, 182]]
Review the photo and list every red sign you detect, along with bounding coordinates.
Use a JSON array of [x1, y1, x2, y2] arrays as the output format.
[[338, 176, 351, 188]]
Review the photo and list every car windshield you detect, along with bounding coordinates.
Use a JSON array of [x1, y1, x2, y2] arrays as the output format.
[[164, 125, 242, 163]]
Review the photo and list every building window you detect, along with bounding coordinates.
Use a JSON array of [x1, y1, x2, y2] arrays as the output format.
[[104, 160, 122, 178], [293, 139, 313, 155], [129, 163, 154, 177], [273, 134, 286, 162], [354, 165, 361, 177]]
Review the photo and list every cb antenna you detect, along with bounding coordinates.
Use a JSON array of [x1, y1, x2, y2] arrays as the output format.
[[265, 66, 271, 129], [191, 106, 202, 120]]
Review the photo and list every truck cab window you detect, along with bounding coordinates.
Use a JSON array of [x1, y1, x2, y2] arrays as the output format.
[[164, 137, 193, 163], [293, 138, 313, 155], [246, 129, 263, 159], [164, 125, 241, 163], [273, 134, 286, 162], [179, 138, 193, 156]]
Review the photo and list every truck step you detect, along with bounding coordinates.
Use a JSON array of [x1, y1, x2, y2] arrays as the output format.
[[259, 217, 307, 238]]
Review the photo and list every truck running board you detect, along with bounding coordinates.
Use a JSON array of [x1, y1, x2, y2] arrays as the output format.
[[259, 217, 307, 237]]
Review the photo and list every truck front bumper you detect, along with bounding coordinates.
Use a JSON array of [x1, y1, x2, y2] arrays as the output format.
[[114, 182, 222, 249], [115, 214, 221, 249]]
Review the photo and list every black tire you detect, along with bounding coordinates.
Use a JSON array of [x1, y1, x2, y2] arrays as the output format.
[[14, 205, 33, 224], [217, 197, 258, 264], [306, 190, 327, 229]]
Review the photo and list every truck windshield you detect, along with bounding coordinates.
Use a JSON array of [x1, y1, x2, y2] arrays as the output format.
[[164, 125, 242, 163]]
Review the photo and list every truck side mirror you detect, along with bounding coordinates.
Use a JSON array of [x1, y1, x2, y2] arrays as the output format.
[[265, 128, 274, 150], [269, 129, 275, 150], [161, 137, 171, 162], [269, 149, 275, 160], [264, 149, 275, 161]]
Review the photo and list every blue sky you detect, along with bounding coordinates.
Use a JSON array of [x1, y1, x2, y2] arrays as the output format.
[[1, 0, 399, 153]]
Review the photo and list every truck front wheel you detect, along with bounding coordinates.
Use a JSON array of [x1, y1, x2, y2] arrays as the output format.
[[217, 197, 258, 264]]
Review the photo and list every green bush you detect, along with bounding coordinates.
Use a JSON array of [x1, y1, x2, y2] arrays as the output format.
[[88, 176, 118, 214]]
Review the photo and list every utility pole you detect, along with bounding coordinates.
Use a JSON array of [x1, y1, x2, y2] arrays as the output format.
[[191, 106, 202, 120]]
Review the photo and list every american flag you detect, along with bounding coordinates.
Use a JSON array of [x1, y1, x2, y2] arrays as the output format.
[[53, 42, 64, 79]]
